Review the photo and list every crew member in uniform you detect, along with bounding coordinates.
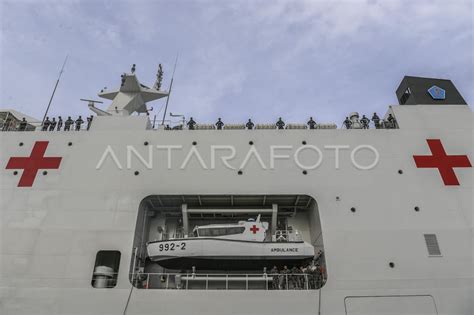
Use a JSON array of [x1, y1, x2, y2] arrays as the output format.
[[300, 265, 308, 289], [245, 119, 254, 130], [318, 264, 326, 289], [87, 115, 93, 130], [18, 118, 28, 131], [343, 117, 352, 129], [308, 263, 317, 289], [270, 266, 279, 289], [276, 117, 285, 129], [307, 117, 316, 129], [57, 116, 63, 131], [215, 118, 224, 130], [371, 113, 380, 129], [291, 266, 300, 289], [75, 116, 84, 131], [121, 74, 126, 86], [49, 117, 57, 131], [64, 116, 74, 131], [360, 115, 370, 129], [187, 117, 196, 130], [42, 117, 51, 131], [386, 114, 396, 128], [280, 265, 290, 289]]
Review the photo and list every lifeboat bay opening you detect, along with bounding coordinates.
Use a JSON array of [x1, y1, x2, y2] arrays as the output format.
[[130, 194, 326, 290]]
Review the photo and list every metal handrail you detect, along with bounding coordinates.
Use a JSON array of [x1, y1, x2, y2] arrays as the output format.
[[125, 271, 326, 290]]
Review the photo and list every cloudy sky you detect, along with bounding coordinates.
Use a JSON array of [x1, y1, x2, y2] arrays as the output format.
[[1, 0, 472, 126]]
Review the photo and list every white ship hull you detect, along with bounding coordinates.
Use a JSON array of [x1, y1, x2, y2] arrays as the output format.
[[1, 73, 473, 315]]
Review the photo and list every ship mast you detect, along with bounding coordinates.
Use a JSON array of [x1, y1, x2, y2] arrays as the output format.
[[94, 64, 169, 116], [41, 55, 68, 125], [161, 54, 179, 125]]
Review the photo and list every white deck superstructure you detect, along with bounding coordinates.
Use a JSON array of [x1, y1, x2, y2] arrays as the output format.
[[0, 70, 472, 314]]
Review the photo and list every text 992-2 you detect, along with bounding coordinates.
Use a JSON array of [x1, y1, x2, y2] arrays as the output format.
[[158, 242, 186, 251]]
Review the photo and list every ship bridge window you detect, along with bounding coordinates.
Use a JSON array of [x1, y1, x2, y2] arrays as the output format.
[[131, 194, 326, 291], [399, 87, 411, 104]]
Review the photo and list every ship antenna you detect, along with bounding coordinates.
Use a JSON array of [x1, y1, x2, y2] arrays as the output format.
[[41, 54, 68, 125], [161, 53, 179, 125], [154, 64, 164, 90]]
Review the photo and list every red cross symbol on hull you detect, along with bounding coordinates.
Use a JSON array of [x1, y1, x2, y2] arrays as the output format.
[[413, 139, 471, 186], [250, 225, 260, 234], [6, 141, 62, 187]]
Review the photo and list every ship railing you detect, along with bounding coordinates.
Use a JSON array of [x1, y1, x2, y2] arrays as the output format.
[[1, 120, 40, 132], [131, 272, 326, 290], [0, 120, 93, 132], [273, 229, 303, 242], [157, 230, 184, 241], [155, 123, 338, 131]]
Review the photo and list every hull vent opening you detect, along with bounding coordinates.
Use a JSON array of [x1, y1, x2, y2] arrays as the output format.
[[424, 234, 441, 256]]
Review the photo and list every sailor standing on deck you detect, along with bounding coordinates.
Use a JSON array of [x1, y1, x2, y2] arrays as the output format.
[[360, 115, 370, 129], [18, 118, 28, 131], [75, 116, 84, 131], [215, 118, 224, 130], [246, 119, 254, 130], [42, 117, 51, 131], [387, 114, 396, 128], [270, 266, 279, 289], [307, 117, 316, 129], [64, 116, 73, 131], [343, 117, 352, 129], [57, 116, 63, 131], [280, 265, 290, 289], [318, 264, 326, 289], [49, 117, 57, 131], [276, 117, 285, 129], [308, 263, 317, 289], [300, 265, 308, 289], [187, 117, 196, 130], [371, 113, 380, 129], [87, 115, 93, 130], [291, 266, 300, 289]]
